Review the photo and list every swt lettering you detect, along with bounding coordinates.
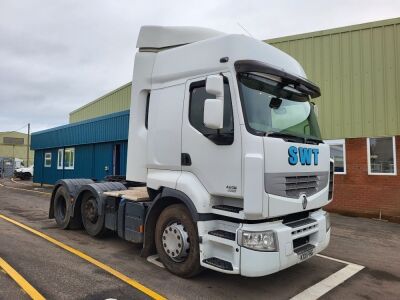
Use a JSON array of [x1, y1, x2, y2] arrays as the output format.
[[288, 146, 319, 166]]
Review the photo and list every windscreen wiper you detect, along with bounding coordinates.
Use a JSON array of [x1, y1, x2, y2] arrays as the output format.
[[266, 131, 322, 144], [266, 131, 304, 143]]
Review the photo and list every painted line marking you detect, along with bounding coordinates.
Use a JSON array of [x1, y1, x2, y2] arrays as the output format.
[[0, 214, 167, 300], [11, 177, 34, 187], [291, 254, 365, 300], [0, 181, 51, 195], [0, 256, 45, 300], [316, 253, 357, 265]]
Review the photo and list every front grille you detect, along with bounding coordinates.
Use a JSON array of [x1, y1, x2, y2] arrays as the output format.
[[291, 223, 317, 235], [265, 171, 329, 199], [285, 175, 318, 198], [282, 211, 310, 224], [286, 217, 316, 228]]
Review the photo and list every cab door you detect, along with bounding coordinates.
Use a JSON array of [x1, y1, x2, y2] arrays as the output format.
[[181, 73, 242, 197]]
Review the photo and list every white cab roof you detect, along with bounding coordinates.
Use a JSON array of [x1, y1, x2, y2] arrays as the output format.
[[151, 33, 307, 88], [137, 26, 224, 49]]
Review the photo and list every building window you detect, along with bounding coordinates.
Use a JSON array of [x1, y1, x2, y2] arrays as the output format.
[[367, 137, 397, 175], [325, 139, 346, 174], [57, 149, 64, 170], [44, 152, 52, 167], [64, 148, 75, 170]]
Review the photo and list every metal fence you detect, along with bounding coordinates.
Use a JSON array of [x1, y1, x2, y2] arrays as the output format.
[[0, 157, 15, 178]]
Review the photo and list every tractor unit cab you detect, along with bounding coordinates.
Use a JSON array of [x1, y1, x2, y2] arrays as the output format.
[[128, 26, 332, 215], [50, 26, 333, 278], [125, 26, 333, 276]]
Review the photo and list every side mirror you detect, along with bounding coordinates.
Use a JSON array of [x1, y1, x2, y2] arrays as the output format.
[[204, 99, 224, 129], [204, 75, 224, 129], [206, 75, 224, 100]]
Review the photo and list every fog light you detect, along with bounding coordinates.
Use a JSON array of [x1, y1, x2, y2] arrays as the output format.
[[238, 230, 278, 251], [325, 212, 331, 232]]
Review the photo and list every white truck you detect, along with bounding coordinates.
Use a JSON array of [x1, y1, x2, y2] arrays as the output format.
[[14, 166, 34, 180], [49, 26, 333, 278], [14, 164, 34, 180]]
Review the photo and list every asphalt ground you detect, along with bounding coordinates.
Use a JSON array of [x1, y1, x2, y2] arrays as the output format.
[[0, 268, 29, 300], [0, 178, 399, 299]]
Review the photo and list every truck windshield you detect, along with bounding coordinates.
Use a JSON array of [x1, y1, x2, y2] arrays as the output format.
[[238, 72, 322, 141]]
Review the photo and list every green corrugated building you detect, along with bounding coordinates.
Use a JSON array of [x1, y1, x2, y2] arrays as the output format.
[[0, 131, 34, 166], [67, 17, 399, 221], [69, 82, 131, 123]]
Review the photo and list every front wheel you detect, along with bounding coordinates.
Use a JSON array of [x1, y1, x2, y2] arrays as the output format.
[[21, 172, 31, 180], [155, 204, 202, 278]]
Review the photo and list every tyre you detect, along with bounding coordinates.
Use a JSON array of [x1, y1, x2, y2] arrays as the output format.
[[155, 204, 202, 278], [22, 172, 32, 180], [54, 186, 71, 229], [81, 192, 106, 237]]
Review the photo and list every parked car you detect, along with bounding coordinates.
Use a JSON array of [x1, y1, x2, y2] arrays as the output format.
[[14, 165, 34, 180]]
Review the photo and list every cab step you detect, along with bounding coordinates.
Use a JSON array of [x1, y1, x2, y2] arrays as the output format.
[[208, 230, 236, 241], [294, 243, 315, 255], [203, 257, 233, 271], [212, 205, 243, 213]]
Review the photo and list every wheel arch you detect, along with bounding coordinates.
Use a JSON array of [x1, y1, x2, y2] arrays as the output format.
[[142, 187, 199, 257]]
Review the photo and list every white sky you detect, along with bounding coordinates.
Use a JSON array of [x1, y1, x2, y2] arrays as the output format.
[[0, 0, 399, 133]]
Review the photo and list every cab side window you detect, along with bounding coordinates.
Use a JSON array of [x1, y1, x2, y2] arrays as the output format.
[[189, 80, 234, 145]]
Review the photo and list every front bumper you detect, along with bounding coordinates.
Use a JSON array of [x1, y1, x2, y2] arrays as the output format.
[[14, 171, 32, 179], [198, 209, 330, 276], [239, 209, 330, 277]]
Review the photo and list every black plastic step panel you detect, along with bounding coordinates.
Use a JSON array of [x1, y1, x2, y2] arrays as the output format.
[[208, 230, 236, 241], [293, 236, 309, 249], [203, 257, 233, 271], [212, 205, 243, 213]]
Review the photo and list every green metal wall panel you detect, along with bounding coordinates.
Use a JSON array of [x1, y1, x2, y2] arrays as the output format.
[[69, 83, 132, 123], [0, 131, 34, 165], [267, 17, 400, 139]]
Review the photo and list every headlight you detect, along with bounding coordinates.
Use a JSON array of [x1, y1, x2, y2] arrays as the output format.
[[325, 212, 331, 232], [238, 230, 278, 251]]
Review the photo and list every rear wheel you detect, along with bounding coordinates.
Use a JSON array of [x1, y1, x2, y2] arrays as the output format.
[[155, 204, 201, 278], [54, 186, 70, 229], [81, 193, 106, 237]]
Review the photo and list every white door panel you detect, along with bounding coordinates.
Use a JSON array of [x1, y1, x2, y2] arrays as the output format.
[[182, 74, 242, 197]]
